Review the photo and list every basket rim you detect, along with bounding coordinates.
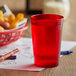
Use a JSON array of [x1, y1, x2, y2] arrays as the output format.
[[0, 24, 28, 34]]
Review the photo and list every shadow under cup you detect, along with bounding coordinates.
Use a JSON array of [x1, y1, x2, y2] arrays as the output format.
[[31, 14, 64, 68]]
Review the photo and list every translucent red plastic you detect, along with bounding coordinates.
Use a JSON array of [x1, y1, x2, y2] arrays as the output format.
[[31, 14, 63, 68]]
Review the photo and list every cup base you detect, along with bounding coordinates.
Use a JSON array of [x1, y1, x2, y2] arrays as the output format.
[[35, 63, 58, 68]]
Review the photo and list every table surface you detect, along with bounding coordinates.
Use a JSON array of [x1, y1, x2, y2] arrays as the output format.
[[0, 46, 76, 76], [0, 0, 76, 76]]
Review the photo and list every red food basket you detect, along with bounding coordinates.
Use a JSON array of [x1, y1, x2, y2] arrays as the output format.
[[0, 24, 28, 47]]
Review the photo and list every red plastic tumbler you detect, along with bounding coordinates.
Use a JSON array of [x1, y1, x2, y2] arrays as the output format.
[[31, 14, 63, 68]]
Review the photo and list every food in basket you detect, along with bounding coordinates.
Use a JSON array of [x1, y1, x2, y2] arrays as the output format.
[[0, 10, 3, 18], [0, 26, 5, 32], [9, 13, 26, 29], [0, 10, 27, 32], [0, 21, 10, 29], [8, 14, 15, 23], [4, 17, 8, 22], [16, 13, 24, 21]]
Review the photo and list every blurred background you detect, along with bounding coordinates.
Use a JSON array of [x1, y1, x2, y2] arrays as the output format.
[[0, 0, 76, 41]]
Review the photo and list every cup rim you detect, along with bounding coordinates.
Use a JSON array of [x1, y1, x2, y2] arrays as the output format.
[[31, 14, 64, 21]]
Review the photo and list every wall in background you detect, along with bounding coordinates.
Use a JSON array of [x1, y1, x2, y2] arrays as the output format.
[[0, 0, 43, 11], [30, 0, 43, 10], [0, 0, 25, 11]]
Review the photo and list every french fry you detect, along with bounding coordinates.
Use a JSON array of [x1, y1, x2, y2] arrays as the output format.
[[8, 14, 15, 23], [10, 20, 18, 29], [0, 10, 3, 18], [16, 13, 24, 21], [4, 17, 8, 22]]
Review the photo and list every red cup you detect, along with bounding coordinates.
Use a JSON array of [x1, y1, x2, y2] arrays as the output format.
[[31, 14, 63, 68]]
